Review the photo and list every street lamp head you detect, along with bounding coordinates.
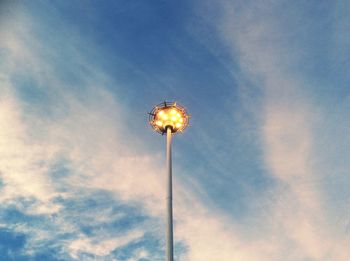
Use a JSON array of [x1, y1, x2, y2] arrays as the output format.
[[149, 101, 189, 134]]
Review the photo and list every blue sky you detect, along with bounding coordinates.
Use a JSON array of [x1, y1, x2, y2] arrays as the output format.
[[0, 0, 350, 260]]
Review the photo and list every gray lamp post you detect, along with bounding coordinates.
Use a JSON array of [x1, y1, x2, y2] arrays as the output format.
[[148, 101, 189, 261]]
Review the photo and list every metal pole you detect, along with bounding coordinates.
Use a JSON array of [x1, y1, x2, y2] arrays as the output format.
[[166, 126, 174, 261]]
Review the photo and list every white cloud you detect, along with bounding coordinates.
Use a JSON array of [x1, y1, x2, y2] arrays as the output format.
[[68, 229, 144, 259], [215, 1, 350, 260], [0, 88, 61, 214]]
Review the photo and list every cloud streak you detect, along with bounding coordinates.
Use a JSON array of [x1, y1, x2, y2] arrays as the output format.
[[216, 0, 350, 259]]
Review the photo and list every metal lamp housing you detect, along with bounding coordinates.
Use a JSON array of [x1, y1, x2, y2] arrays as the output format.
[[149, 101, 189, 134]]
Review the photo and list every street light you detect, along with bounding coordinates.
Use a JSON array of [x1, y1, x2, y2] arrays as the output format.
[[148, 101, 189, 261]]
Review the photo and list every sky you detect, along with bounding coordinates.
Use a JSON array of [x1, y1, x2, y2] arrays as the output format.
[[0, 0, 350, 260]]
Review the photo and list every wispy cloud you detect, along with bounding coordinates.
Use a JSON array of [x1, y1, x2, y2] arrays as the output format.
[[214, 0, 350, 260]]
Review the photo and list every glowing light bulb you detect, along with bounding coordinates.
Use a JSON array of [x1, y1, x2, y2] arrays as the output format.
[[149, 102, 189, 134]]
